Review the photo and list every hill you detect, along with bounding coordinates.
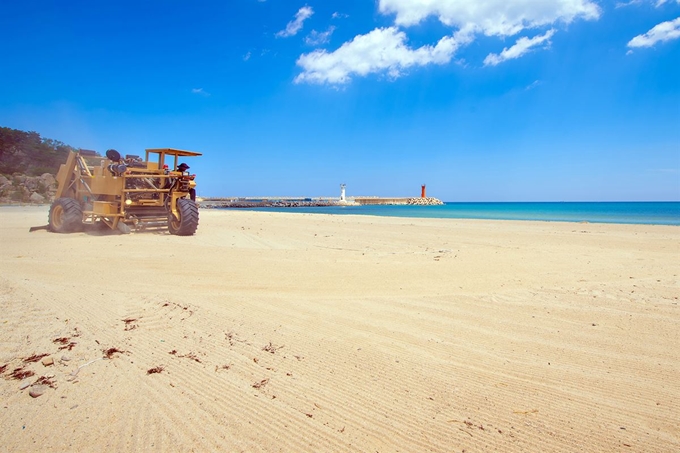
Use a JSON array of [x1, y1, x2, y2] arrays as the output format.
[[0, 126, 100, 203]]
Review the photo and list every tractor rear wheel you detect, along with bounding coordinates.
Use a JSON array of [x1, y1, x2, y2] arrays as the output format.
[[168, 198, 199, 236], [49, 198, 83, 233]]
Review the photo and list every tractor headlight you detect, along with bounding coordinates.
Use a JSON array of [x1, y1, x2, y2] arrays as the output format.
[[125, 199, 132, 206]]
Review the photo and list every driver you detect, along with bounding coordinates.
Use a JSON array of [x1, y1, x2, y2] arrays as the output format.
[[174, 162, 196, 201]]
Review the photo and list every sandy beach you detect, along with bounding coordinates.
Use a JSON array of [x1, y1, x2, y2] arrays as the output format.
[[0, 206, 678, 452]]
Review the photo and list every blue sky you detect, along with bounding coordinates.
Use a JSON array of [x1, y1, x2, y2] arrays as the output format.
[[1, 0, 678, 201]]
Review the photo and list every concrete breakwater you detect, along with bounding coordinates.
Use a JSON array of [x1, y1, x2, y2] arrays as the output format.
[[354, 197, 443, 206], [407, 197, 444, 205], [199, 197, 444, 209], [199, 199, 336, 209]]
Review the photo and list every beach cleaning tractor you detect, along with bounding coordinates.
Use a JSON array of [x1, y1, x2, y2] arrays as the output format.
[[44, 148, 201, 235]]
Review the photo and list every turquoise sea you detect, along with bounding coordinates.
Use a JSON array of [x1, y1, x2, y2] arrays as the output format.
[[244, 202, 680, 226]]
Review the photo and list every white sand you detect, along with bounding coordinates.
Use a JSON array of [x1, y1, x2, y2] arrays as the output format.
[[1, 206, 678, 452]]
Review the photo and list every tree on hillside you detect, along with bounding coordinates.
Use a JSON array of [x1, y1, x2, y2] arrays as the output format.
[[0, 127, 80, 176]]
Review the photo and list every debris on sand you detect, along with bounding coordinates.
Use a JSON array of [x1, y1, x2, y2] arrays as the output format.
[[29, 385, 47, 398], [33, 376, 57, 388], [172, 352, 202, 363], [103, 348, 127, 359], [23, 353, 49, 363], [262, 342, 284, 354], [252, 378, 269, 389], [513, 409, 539, 415], [58, 342, 77, 351], [53, 335, 77, 350], [122, 318, 138, 331], [10, 368, 35, 380]]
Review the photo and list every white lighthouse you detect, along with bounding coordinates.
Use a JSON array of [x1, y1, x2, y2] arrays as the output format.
[[340, 183, 346, 202]]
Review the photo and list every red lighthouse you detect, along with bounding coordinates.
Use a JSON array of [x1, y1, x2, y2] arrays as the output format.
[[421, 184, 426, 198]]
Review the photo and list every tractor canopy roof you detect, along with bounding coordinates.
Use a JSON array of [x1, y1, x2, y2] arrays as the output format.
[[145, 148, 202, 157], [144, 148, 202, 170]]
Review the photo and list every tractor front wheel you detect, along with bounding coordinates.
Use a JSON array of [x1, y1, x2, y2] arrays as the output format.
[[168, 198, 199, 236], [49, 198, 83, 233]]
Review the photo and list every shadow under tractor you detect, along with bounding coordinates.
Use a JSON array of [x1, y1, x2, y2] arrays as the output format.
[[46, 148, 201, 235]]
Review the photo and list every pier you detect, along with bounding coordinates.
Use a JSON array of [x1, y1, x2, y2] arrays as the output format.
[[198, 184, 443, 208], [198, 196, 443, 209]]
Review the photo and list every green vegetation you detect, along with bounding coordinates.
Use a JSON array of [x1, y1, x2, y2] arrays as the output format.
[[0, 126, 102, 203], [0, 126, 91, 176]]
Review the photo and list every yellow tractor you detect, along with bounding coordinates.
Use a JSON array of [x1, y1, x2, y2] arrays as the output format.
[[47, 148, 201, 235]]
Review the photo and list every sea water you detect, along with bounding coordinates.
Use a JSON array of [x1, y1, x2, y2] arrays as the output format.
[[243, 202, 680, 226]]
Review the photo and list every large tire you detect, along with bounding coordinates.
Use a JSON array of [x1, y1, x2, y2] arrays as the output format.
[[168, 198, 199, 236], [49, 198, 83, 233]]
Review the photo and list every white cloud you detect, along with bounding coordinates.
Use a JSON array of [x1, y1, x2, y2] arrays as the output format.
[[627, 16, 680, 48], [377, 0, 600, 36], [617, 0, 680, 7], [243, 51, 251, 61], [191, 88, 210, 97], [484, 29, 556, 66], [295, 0, 602, 84], [295, 27, 471, 84], [305, 27, 336, 46], [525, 80, 542, 90], [654, 0, 680, 6], [276, 6, 314, 38], [616, 0, 644, 7]]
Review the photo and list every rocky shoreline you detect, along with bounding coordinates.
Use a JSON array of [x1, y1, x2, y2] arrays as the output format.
[[0, 173, 57, 204]]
